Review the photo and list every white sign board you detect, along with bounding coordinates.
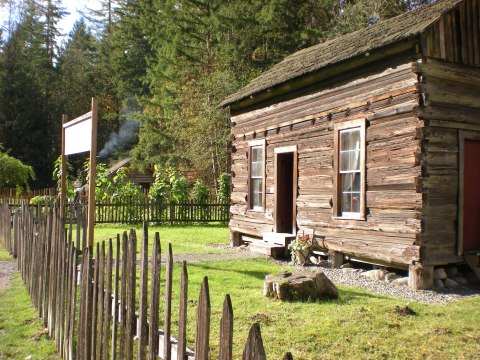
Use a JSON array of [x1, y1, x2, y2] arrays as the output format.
[[63, 111, 93, 155]]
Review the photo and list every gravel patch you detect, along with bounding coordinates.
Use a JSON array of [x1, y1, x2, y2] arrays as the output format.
[[167, 251, 263, 264], [0, 260, 16, 292], [278, 261, 480, 304]]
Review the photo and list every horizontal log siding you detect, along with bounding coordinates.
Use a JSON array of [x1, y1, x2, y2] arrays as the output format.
[[231, 61, 423, 267], [416, 59, 480, 265]]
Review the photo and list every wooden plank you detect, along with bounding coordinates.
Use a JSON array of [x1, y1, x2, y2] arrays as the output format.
[[195, 277, 211, 360], [96, 242, 106, 360], [164, 243, 173, 360], [111, 234, 120, 360], [67, 247, 77, 360], [148, 233, 161, 360], [125, 229, 137, 360], [91, 243, 100, 359], [85, 247, 94, 360], [118, 232, 128, 359], [242, 323, 266, 360], [177, 261, 188, 360], [102, 238, 113, 360], [219, 294, 233, 360], [138, 222, 149, 360]]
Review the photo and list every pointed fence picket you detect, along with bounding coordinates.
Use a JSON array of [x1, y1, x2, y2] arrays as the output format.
[[0, 200, 294, 359]]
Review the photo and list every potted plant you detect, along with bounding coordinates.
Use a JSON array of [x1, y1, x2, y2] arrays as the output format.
[[288, 233, 312, 265]]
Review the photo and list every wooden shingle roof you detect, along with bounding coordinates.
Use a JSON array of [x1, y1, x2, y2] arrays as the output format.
[[220, 0, 463, 108]]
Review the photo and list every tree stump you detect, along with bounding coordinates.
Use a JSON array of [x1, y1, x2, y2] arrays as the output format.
[[264, 270, 338, 301]]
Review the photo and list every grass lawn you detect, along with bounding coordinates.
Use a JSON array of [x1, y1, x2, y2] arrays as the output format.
[[0, 248, 59, 360], [164, 258, 480, 359], [91, 224, 230, 255], [2, 224, 480, 359]]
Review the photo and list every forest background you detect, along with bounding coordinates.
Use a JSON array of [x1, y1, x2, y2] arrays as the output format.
[[0, 0, 432, 193]]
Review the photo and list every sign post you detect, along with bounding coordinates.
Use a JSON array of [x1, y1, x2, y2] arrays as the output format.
[[60, 114, 68, 217], [61, 97, 98, 247]]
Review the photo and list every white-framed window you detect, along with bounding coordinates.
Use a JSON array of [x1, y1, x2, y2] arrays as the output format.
[[250, 146, 264, 210], [334, 119, 366, 219], [249, 140, 265, 211]]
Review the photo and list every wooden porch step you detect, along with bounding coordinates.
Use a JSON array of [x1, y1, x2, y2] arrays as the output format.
[[249, 240, 286, 258], [464, 253, 480, 280], [262, 232, 296, 246]]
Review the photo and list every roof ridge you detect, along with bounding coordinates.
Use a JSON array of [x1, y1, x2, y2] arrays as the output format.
[[220, 0, 463, 108]]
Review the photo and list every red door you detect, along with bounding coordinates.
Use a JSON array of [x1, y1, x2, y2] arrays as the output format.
[[463, 139, 480, 251]]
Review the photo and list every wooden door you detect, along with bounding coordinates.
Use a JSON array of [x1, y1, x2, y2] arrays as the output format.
[[275, 152, 296, 234], [463, 139, 480, 252]]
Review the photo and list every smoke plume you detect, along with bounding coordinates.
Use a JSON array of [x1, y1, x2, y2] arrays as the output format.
[[98, 99, 140, 159]]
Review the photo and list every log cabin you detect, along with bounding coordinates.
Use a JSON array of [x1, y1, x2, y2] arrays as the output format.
[[220, 0, 480, 290]]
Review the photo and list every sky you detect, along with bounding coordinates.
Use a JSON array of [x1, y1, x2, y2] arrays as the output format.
[[59, 0, 101, 36], [0, 0, 101, 42]]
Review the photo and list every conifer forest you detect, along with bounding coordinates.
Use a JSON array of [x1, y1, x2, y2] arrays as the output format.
[[0, 0, 432, 189]]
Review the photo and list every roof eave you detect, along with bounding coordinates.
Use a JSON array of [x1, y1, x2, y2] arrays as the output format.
[[223, 37, 419, 114]]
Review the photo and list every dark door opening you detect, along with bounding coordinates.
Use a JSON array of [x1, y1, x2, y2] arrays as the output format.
[[463, 139, 480, 252], [276, 152, 295, 234]]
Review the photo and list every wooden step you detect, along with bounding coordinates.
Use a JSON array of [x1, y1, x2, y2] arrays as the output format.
[[249, 240, 286, 258], [464, 253, 480, 280], [262, 232, 296, 246]]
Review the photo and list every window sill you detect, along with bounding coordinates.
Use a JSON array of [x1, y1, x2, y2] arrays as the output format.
[[248, 207, 264, 213], [332, 215, 366, 221]]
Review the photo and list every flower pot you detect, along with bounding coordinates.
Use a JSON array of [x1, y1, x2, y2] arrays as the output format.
[[294, 249, 310, 265]]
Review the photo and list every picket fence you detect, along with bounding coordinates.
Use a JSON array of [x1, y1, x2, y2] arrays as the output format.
[[0, 201, 293, 360], [3, 198, 230, 224]]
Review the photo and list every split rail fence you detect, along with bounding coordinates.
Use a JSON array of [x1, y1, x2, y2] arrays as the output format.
[[0, 201, 293, 360]]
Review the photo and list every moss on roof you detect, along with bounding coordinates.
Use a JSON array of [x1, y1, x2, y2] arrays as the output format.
[[220, 0, 462, 108]]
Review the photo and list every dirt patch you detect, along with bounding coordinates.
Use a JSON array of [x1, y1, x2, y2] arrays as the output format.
[[0, 261, 16, 292]]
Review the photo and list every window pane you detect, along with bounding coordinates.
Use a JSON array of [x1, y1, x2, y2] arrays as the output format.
[[352, 193, 361, 213], [340, 131, 351, 150], [341, 174, 352, 192], [252, 178, 263, 193], [352, 173, 361, 192], [252, 147, 263, 162], [341, 193, 352, 213], [350, 130, 360, 150], [350, 149, 360, 171], [253, 191, 262, 208], [339, 151, 350, 171], [252, 162, 262, 177]]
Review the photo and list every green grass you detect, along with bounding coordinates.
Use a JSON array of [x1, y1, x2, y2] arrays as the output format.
[[2, 225, 480, 359], [160, 258, 480, 359], [0, 248, 59, 360], [90, 224, 230, 255]]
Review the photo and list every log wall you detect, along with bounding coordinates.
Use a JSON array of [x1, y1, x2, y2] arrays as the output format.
[[415, 58, 480, 265], [230, 59, 424, 267], [421, 0, 480, 67]]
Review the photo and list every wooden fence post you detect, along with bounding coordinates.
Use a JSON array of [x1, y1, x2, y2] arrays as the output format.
[[102, 238, 113, 360], [91, 243, 100, 359], [177, 261, 188, 360], [164, 243, 173, 360], [125, 229, 137, 360], [242, 323, 266, 360], [138, 222, 149, 360], [195, 277, 211, 360], [95, 241, 106, 360], [118, 231, 129, 359], [170, 201, 174, 225], [111, 234, 121, 360], [219, 294, 233, 360], [148, 232, 161, 360]]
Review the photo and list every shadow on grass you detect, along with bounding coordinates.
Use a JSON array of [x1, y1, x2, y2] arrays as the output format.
[[337, 287, 396, 304], [188, 262, 272, 281]]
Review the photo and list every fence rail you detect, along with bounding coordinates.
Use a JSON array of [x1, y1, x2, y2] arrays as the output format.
[[0, 201, 293, 360], [2, 198, 230, 224]]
